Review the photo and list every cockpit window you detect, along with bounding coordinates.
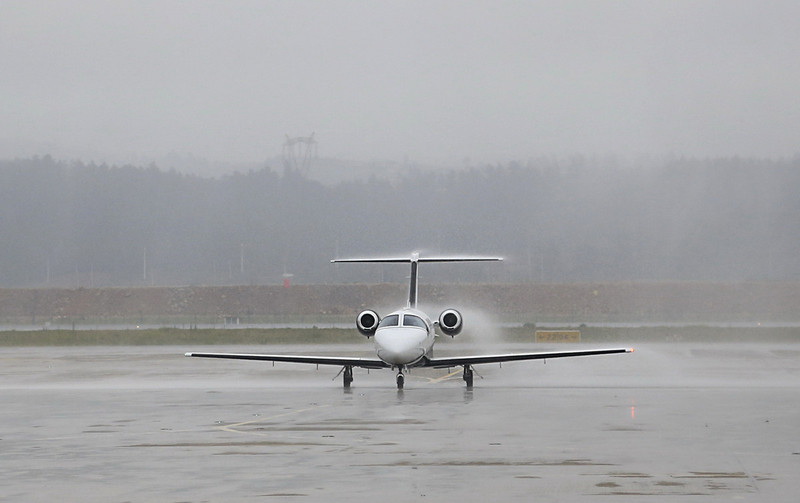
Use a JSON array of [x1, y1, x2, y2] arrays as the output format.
[[402, 315, 427, 329], [378, 314, 399, 328]]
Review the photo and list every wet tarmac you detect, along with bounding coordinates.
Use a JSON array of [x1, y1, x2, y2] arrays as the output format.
[[1, 342, 799, 501]]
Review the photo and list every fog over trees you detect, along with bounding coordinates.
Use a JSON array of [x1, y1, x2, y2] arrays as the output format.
[[1, 155, 798, 288]]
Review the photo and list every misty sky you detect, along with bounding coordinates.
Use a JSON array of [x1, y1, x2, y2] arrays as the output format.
[[2, 1, 799, 170]]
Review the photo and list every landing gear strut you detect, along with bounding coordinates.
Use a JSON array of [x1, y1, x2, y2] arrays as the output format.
[[463, 365, 474, 388], [343, 365, 353, 388], [396, 372, 405, 390]]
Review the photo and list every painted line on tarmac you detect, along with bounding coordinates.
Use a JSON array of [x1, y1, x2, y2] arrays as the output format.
[[427, 369, 462, 384], [217, 405, 330, 436]]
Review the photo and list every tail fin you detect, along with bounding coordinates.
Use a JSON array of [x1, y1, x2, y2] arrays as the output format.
[[332, 252, 502, 308]]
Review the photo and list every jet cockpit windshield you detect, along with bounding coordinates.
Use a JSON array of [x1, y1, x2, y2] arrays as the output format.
[[378, 314, 399, 328], [376, 313, 427, 330], [402, 314, 427, 329]]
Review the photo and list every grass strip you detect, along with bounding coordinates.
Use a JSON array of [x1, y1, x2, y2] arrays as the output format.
[[0, 326, 798, 346]]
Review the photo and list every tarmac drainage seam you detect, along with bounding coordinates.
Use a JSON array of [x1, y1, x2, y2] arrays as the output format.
[[672, 472, 748, 478], [605, 472, 652, 478], [124, 441, 343, 448], [355, 459, 617, 467]]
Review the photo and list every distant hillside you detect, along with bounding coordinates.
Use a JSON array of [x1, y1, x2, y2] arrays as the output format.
[[2, 155, 799, 287]]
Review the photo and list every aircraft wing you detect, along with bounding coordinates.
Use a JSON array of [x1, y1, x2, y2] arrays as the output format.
[[423, 347, 633, 368], [184, 351, 391, 369]]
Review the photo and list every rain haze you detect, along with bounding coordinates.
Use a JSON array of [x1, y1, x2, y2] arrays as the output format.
[[2, 1, 800, 168], [3, 4, 800, 501], [2, 1, 800, 287]]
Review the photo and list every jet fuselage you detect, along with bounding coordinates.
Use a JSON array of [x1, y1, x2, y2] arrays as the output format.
[[373, 307, 436, 367]]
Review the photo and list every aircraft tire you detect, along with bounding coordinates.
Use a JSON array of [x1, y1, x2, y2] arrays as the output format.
[[464, 366, 474, 388], [343, 366, 353, 388]]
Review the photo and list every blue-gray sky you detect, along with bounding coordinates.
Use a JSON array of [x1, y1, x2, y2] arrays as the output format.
[[2, 1, 799, 170]]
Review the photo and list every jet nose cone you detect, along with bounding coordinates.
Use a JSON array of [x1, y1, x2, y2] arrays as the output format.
[[375, 327, 427, 365]]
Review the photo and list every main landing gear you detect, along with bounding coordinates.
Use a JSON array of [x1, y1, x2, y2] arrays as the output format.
[[463, 365, 474, 388], [343, 365, 353, 388]]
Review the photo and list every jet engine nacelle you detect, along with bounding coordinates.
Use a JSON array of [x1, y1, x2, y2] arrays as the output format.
[[356, 309, 380, 337], [438, 309, 463, 336]]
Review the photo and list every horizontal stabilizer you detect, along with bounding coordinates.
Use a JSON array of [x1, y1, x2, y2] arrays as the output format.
[[332, 252, 502, 308], [331, 256, 503, 264]]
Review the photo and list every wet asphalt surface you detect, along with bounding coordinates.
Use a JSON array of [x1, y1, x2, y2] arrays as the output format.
[[1, 342, 799, 502]]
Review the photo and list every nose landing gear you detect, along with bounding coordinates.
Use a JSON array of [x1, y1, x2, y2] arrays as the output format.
[[396, 372, 405, 389]]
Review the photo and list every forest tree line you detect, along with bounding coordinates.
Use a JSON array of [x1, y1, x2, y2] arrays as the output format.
[[1, 155, 798, 287]]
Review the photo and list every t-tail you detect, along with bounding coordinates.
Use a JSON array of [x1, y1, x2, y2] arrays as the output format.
[[331, 252, 503, 308]]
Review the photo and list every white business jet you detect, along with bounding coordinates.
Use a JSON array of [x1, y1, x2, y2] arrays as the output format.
[[186, 253, 632, 389]]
